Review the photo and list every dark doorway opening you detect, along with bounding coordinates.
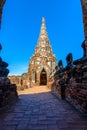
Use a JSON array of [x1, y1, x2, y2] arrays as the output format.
[[40, 68, 47, 85], [35, 72, 37, 83]]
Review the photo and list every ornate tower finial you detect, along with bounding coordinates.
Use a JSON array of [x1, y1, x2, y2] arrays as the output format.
[[42, 17, 45, 24], [39, 17, 48, 39]]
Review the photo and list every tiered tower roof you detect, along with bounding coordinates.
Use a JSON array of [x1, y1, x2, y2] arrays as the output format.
[[37, 17, 50, 47]]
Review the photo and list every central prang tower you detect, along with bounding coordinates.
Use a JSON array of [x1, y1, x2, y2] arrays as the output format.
[[28, 18, 56, 86]]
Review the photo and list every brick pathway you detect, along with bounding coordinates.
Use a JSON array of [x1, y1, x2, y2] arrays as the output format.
[[0, 86, 87, 130]]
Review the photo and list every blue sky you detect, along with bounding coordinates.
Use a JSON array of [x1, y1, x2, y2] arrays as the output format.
[[0, 0, 84, 75]]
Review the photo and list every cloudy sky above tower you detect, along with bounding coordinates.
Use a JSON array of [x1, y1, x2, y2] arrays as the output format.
[[0, 0, 84, 75]]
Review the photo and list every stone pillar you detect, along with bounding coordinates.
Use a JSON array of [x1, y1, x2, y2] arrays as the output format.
[[81, 0, 87, 40], [81, 1, 87, 56], [36, 72, 40, 85], [0, 0, 6, 27]]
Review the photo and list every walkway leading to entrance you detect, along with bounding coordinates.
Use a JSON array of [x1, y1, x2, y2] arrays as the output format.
[[0, 86, 87, 130]]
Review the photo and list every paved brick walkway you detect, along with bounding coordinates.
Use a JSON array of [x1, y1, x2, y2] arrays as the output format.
[[0, 86, 87, 130]]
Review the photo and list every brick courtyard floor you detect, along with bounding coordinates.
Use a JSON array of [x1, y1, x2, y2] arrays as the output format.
[[0, 86, 87, 130]]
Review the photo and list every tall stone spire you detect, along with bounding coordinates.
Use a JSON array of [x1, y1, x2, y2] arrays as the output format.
[[28, 18, 56, 86], [39, 17, 48, 39], [37, 17, 49, 47]]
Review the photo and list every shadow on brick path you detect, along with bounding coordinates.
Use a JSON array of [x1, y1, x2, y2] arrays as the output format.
[[0, 86, 87, 130]]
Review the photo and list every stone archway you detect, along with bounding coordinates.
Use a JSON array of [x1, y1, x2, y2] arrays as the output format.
[[40, 68, 47, 85]]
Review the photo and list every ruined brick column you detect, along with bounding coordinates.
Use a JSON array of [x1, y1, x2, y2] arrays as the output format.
[[81, 0, 87, 39], [81, 0, 87, 56], [0, 0, 6, 27]]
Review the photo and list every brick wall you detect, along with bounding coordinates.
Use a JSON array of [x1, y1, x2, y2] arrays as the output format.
[[51, 52, 87, 114], [0, 80, 18, 108]]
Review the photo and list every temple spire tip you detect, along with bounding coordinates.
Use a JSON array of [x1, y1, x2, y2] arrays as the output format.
[[42, 17, 45, 24]]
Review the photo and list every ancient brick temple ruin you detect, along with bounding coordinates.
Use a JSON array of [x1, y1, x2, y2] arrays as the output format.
[[9, 18, 56, 88], [0, 0, 18, 108], [48, 0, 87, 114], [28, 18, 56, 86]]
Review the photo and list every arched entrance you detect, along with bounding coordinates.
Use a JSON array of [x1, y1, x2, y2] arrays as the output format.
[[40, 68, 47, 85], [35, 72, 37, 83]]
